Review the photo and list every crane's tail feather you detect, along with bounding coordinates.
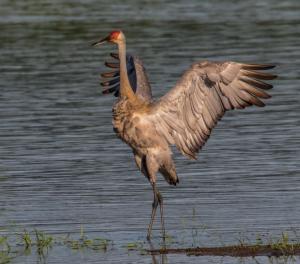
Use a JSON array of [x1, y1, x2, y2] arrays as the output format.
[[159, 167, 179, 186]]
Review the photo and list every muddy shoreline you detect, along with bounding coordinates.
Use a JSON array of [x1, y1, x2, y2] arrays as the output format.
[[148, 244, 300, 257]]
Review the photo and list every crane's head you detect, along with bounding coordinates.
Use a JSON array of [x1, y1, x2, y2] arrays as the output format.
[[92, 30, 125, 46]]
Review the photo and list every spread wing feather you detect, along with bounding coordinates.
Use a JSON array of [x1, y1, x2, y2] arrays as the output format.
[[148, 61, 276, 159]]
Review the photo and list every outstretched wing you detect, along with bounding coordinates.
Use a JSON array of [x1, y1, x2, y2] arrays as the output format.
[[100, 53, 152, 101], [148, 61, 277, 159]]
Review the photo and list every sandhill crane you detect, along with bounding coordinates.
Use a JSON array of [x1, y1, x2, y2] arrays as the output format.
[[93, 30, 277, 241]]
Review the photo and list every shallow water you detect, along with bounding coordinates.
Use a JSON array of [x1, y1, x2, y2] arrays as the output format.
[[0, 0, 300, 263]]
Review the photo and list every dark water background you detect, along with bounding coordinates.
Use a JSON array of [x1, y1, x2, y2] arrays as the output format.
[[0, 0, 299, 263]]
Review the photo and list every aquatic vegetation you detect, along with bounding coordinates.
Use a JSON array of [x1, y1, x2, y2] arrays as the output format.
[[164, 233, 175, 245], [2, 225, 300, 263], [0, 236, 10, 252], [34, 230, 53, 255], [0, 236, 11, 264], [63, 227, 112, 251], [268, 232, 300, 253], [0, 252, 11, 264], [19, 229, 32, 249], [64, 235, 112, 251], [125, 242, 144, 251], [0, 228, 115, 263], [255, 234, 263, 246]]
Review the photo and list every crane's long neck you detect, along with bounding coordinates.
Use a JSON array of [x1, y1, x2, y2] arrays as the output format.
[[118, 41, 136, 101]]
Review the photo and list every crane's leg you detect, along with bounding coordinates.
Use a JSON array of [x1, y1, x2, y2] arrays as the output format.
[[147, 183, 166, 242], [147, 183, 159, 241], [155, 184, 166, 242], [145, 154, 166, 242]]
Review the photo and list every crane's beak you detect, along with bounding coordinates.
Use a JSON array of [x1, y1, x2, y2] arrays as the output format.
[[92, 36, 110, 46]]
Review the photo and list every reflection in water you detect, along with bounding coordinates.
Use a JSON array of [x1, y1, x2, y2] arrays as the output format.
[[0, 0, 299, 263], [155, 254, 168, 264], [150, 252, 168, 264], [148, 240, 168, 264]]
